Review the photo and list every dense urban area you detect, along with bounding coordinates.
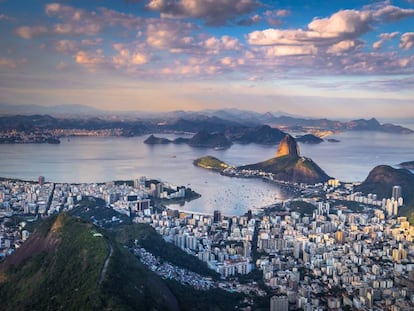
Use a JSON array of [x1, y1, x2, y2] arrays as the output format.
[[1, 171, 412, 311]]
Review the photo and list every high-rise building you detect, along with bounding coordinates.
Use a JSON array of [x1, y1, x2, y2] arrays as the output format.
[[392, 185, 402, 200], [213, 210, 222, 223], [38, 176, 45, 186], [270, 295, 288, 311], [335, 230, 345, 244]]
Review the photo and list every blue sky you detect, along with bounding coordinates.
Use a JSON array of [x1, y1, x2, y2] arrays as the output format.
[[0, 0, 413, 118]]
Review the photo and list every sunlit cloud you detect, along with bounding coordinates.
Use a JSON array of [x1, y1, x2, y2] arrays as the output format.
[[372, 32, 399, 49], [146, 0, 260, 25], [400, 32, 414, 50]]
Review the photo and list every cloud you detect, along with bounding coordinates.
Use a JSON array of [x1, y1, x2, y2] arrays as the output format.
[[372, 31, 399, 49], [55, 40, 78, 53], [16, 3, 145, 39], [146, 21, 197, 52], [0, 58, 25, 69], [327, 40, 362, 54], [400, 32, 414, 50], [307, 10, 372, 38], [75, 50, 106, 71], [237, 14, 261, 26], [374, 5, 414, 21], [15, 26, 48, 39], [146, 0, 260, 25], [112, 43, 149, 67], [0, 13, 15, 22]]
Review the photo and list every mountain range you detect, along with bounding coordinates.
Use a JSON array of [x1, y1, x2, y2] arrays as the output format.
[[0, 105, 412, 134]]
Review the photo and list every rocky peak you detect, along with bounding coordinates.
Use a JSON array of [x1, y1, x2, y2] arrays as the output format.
[[276, 134, 300, 158]]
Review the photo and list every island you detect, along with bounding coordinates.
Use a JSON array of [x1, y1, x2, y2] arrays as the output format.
[[296, 134, 324, 144], [193, 156, 231, 172], [144, 131, 232, 149], [194, 135, 331, 184]]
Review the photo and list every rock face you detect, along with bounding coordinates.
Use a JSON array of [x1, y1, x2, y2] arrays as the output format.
[[276, 135, 300, 158], [239, 135, 330, 184]]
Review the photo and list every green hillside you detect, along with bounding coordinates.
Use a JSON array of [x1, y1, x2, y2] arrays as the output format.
[[193, 156, 230, 172], [0, 213, 241, 310]]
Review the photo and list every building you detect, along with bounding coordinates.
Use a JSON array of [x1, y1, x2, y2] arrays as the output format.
[[392, 185, 402, 200], [270, 295, 288, 311], [213, 210, 222, 223], [38, 176, 45, 186]]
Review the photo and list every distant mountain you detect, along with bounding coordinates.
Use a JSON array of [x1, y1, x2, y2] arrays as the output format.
[[399, 161, 414, 170], [188, 131, 232, 149], [239, 135, 330, 184], [0, 109, 412, 137], [296, 134, 324, 144], [231, 125, 286, 145], [144, 134, 171, 144]]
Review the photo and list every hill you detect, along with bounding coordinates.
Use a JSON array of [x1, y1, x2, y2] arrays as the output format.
[[355, 165, 414, 223], [296, 134, 324, 144], [0, 213, 240, 310], [188, 131, 232, 149], [193, 156, 231, 173], [239, 135, 330, 184], [355, 165, 414, 203], [231, 125, 286, 145], [144, 134, 171, 144]]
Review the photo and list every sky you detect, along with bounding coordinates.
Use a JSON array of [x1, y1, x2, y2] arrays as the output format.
[[0, 0, 413, 118]]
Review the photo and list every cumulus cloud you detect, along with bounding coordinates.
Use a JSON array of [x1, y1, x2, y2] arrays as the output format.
[[16, 3, 145, 39], [400, 32, 414, 50], [374, 5, 414, 21], [327, 40, 362, 54], [75, 50, 106, 71], [147, 0, 259, 25], [15, 26, 48, 39], [146, 21, 196, 52], [372, 31, 399, 49], [203, 35, 241, 54], [112, 43, 149, 67]]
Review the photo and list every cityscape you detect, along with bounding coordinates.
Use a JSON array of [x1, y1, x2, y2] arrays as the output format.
[[1, 161, 413, 310], [1, 0, 414, 310]]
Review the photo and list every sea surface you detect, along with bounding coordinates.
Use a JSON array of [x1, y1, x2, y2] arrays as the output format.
[[0, 130, 413, 215]]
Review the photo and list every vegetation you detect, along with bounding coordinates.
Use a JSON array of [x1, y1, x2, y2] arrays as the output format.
[[289, 200, 316, 215], [0, 213, 108, 310], [332, 200, 365, 213], [0, 213, 245, 310], [165, 279, 243, 311], [193, 156, 230, 172], [115, 223, 220, 279]]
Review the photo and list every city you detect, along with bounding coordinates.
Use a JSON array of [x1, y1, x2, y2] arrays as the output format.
[[1, 174, 412, 310]]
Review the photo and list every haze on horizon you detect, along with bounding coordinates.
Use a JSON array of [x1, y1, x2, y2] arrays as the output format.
[[0, 0, 413, 119]]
